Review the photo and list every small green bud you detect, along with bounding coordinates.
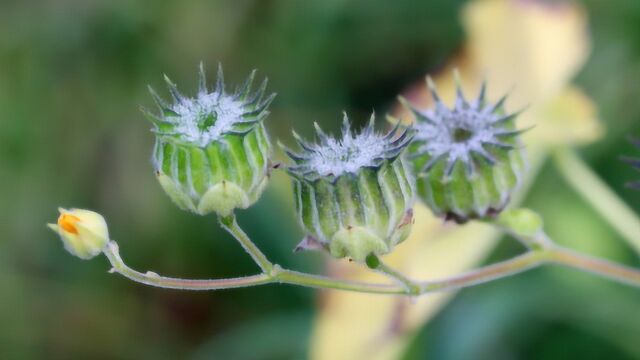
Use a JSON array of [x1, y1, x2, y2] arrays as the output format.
[[495, 208, 543, 239], [404, 74, 527, 223], [144, 64, 275, 216], [365, 253, 380, 269], [48, 208, 109, 260], [283, 113, 415, 262]]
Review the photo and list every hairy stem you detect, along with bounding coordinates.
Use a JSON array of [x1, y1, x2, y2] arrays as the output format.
[[103, 240, 404, 293], [373, 260, 421, 295], [546, 245, 640, 286], [219, 214, 273, 274], [423, 251, 546, 292], [553, 148, 640, 254], [102, 229, 640, 294], [275, 268, 404, 294], [103, 241, 272, 290]]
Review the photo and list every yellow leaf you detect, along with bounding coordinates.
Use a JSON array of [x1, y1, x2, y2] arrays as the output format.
[[463, 0, 590, 106]]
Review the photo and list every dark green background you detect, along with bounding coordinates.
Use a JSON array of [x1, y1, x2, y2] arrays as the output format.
[[1, 0, 639, 359]]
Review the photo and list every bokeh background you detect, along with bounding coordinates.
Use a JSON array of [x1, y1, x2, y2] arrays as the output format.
[[1, 0, 640, 359]]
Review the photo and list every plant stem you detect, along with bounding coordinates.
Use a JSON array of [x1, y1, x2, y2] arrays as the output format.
[[101, 212, 640, 294], [546, 245, 640, 286], [553, 148, 640, 254], [102, 239, 640, 294], [103, 240, 404, 293], [275, 268, 404, 294], [423, 251, 546, 292], [102, 241, 273, 290], [373, 260, 421, 295], [219, 214, 273, 274]]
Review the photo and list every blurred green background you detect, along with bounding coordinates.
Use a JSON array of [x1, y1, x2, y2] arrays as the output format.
[[1, 0, 640, 359]]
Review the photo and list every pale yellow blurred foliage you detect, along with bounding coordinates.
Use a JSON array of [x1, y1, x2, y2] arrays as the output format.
[[522, 86, 602, 146], [310, 1, 602, 359], [463, 0, 589, 106]]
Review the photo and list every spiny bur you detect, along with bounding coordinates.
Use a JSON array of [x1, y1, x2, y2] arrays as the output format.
[[143, 64, 275, 216], [282, 113, 415, 262], [403, 73, 527, 223]]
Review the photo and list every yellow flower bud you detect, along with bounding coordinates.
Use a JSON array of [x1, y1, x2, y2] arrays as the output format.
[[47, 208, 109, 260]]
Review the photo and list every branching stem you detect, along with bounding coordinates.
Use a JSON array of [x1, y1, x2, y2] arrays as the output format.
[[372, 259, 421, 295], [219, 214, 273, 274], [102, 214, 640, 295], [103, 241, 273, 290]]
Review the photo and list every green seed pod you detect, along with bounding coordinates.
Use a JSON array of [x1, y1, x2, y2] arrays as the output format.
[[143, 64, 275, 216], [403, 74, 527, 223], [283, 114, 415, 262]]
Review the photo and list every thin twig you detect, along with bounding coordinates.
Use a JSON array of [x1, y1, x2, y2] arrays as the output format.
[[373, 260, 421, 295], [219, 214, 273, 274], [103, 241, 272, 290], [422, 250, 547, 292], [546, 245, 640, 286]]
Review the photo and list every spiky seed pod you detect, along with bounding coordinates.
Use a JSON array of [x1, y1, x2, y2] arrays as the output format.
[[622, 138, 640, 189], [143, 64, 275, 216], [403, 74, 527, 223], [283, 114, 415, 262]]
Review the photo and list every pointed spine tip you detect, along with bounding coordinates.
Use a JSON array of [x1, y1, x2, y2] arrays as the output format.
[[491, 93, 509, 113], [215, 63, 225, 94], [444, 157, 458, 180], [477, 78, 487, 105], [198, 62, 207, 94], [260, 92, 277, 109], [341, 112, 351, 137], [163, 74, 184, 103], [235, 69, 257, 100], [386, 114, 400, 125], [148, 85, 169, 109], [397, 95, 410, 108], [426, 75, 441, 103], [140, 105, 166, 124], [494, 125, 534, 139], [365, 113, 376, 135], [452, 69, 467, 107], [247, 78, 269, 106]]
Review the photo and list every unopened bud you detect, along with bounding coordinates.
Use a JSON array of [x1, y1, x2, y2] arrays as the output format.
[[48, 208, 109, 260]]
